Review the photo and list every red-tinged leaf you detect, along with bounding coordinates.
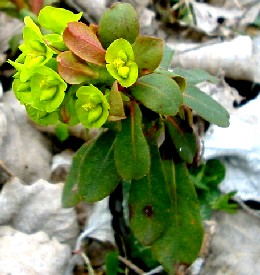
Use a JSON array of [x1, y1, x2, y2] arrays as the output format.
[[132, 35, 164, 75], [63, 22, 106, 66], [57, 51, 98, 84]]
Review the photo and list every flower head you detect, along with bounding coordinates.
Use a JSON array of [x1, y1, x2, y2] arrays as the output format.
[[13, 66, 67, 113], [8, 17, 54, 82], [75, 85, 110, 128], [105, 39, 138, 87]]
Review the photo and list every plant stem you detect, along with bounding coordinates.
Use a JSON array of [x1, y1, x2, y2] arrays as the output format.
[[80, 251, 95, 275], [118, 255, 144, 274]]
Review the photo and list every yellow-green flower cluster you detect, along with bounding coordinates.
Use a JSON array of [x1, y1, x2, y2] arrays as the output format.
[[105, 39, 138, 88], [9, 5, 157, 129], [75, 85, 110, 128]]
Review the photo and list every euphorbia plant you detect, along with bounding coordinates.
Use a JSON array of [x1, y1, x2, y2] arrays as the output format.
[[9, 3, 230, 273]]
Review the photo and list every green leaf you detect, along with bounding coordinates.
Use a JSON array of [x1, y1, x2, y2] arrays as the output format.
[[63, 131, 119, 206], [114, 102, 150, 180], [124, 232, 159, 269], [105, 251, 120, 275], [151, 161, 203, 274], [166, 117, 197, 164], [62, 143, 87, 207], [55, 123, 69, 142], [154, 68, 187, 93], [211, 191, 238, 213], [159, 44, 174, 70], [38, 6, 82, 34], [63, 22, 106, 66], [184, 85, 230, 127], [12, 78, 33, 106], [60, 86, 80, 126], [26, 105, 59, 126], [43, 33, 67, 51], [79, 131, 119, 202], [132, 35, 163, 75], [98, 3, 139, 49], [129, 142, 171, 245], [130, 73, 183, 116], [173, 67, 219, 85], [189, 159, 226, 190], [202, 159, 226, 188]]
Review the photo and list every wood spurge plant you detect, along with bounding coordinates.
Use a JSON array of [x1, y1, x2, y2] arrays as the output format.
[[9, 2, 230, 273]]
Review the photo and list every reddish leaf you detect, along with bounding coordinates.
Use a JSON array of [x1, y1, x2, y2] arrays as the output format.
[[57, 51, 98, 84], [108, 81, 126, 121], [63, 22, 106, 66]]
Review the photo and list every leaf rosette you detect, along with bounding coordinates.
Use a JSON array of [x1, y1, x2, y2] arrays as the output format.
[[105, 39, 138, 87], [75, 85, 110, 128]]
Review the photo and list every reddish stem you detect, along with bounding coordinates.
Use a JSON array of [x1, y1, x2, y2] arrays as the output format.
[[29, 0, 44, 15]]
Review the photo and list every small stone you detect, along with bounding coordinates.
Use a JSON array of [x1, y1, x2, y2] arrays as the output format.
[[51, 150, 74, 183], [0, 226, 71, 275], [0, 91, 52, 183], [0, 177, 79, 247], [200, 211, 260, 275]]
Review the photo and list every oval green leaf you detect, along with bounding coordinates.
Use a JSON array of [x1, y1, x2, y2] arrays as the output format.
[[129, 142, 171, 246], [98, 3, 139, 49], [159, 44, 174, 70], [166, 117, 197, 164], [130, 73, 183, 116], [184, 85, 230, 127], [63, 131, 119, 205], [151, 161, 204, 273], [173, 67, 219, 85], [114, 102, 150, 180], [132, 35, 163, 75]]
